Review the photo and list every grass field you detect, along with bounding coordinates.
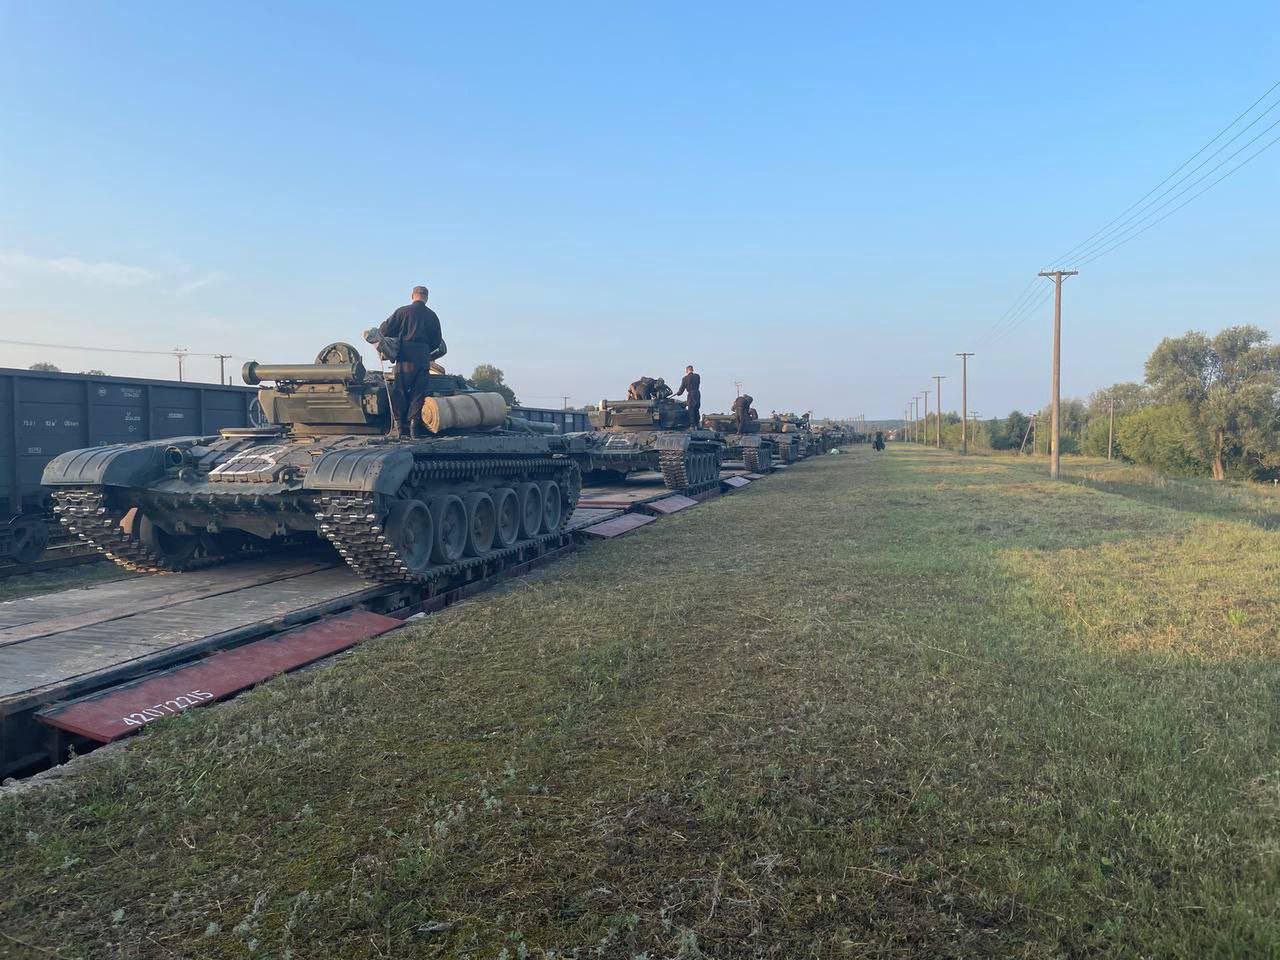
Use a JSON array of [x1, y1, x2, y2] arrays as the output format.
[[2, 446, 1278, 958]]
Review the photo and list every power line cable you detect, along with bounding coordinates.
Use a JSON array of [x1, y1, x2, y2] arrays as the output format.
[[1055, 94, 1280, 267], [1046, 78, 1280, 268], [1075, 126, 1280, 268], [982, 79, 1280, 349], [0, 338, 238, 358]]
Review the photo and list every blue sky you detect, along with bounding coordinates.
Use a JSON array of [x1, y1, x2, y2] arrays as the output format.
[[1, 2, 1277, 419]]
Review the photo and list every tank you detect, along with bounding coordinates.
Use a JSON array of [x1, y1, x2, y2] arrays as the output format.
[[698, 412, 776, 473], [563, 391, 723, 493], [757, 413, 817, 460], [41, 343, 581, 585]]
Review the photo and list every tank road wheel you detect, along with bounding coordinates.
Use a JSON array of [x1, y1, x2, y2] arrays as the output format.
[[8, 515, 49, 565], [428, 495, 467, 564], [127, 510, 203, 566], [492, 488, 520, 548], [516, 482, 542, 538], [383, 499, 434, 577], [463, 492, 497, 557], [539, 480, 563, 532]]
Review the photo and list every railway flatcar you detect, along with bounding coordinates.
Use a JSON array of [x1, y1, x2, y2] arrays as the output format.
[[0, 367, 258, 563]]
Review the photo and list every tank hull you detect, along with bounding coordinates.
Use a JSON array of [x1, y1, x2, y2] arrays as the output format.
[[44, 431, 580, 584], [563, 429, 723, 494]]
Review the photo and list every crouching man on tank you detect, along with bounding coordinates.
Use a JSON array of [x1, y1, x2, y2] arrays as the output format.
[[731, 393, 754, 434], [379, 285, 445, 438]]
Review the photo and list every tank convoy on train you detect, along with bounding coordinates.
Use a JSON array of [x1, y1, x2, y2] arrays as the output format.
[[42, 342, 581, 586], [14, 327, 861, 579]]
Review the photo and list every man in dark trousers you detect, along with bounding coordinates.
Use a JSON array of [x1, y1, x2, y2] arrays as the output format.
[[674, 365, 701, 429], [379, 285, 444, 438], [731, 393, 754, 433], [627, 376, 656, 400]]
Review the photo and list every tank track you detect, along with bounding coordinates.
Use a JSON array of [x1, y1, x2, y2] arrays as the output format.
[[658, 444, 722, 496], [743, 446, 772, 473], [317, 454, 578, 585], [51, 488, 227, 574]]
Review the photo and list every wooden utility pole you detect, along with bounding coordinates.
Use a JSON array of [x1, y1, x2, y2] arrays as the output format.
[[214, 353, 232, 385], [1107, 394, 1115, 461], [955, 353, 973, 454], [1019, 414, 1036, 454], [970, 410, 980, 447], [931, 376, 946, 448], [1038, 270, 1078, 479], [920, 391, 929, 445], [173, 348, 189, 382]]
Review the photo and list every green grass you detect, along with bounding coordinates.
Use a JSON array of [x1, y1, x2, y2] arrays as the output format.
[[0, 562, 132, 603], [2, 447, 1278, 958]]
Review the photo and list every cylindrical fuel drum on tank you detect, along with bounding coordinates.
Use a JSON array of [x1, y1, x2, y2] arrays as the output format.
[[420, 392, 509, 433]]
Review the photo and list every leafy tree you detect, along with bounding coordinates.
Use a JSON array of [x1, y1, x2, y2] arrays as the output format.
[[1083, 382, 1150, 456], [1144, 326, 1280, 480], [1114, 404, 1205, 475], [991, 411, 1030, 450], [468, 363, 518, 406], [82, 369, 107, 376], [1086, 381, 1149, 417], [29, 361, 60, 372]]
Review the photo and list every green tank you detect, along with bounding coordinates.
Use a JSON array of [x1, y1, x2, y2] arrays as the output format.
[[758, 413, 817, 460], [747, 414, 803, 468], [564, 392, 723, 493], [699, 412, 776, 472], [42, 343, 581, 585]]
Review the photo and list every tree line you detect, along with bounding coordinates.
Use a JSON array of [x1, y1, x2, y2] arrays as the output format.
[[924, 326, 1280, 481]]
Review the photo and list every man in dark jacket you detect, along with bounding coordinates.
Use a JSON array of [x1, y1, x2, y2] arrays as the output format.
[[379, 285, 444, 437], [731, 393, 754, 433], [627, 376, 656, 401], [675, 365, 701, 429]]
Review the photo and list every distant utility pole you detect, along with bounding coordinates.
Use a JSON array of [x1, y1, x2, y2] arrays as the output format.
[[911, 398, 919, 442], [1107, 393, 1115, 461], [733, 380, 742, 397], [561, 395, 571, 410], [1019, 413, 1036, 454], [173, 348, 190, 382], [931, 376, 946, 448], [955, 353, 974, 455], [1038, 270, 1078, 479], [214, 353, 232, 385], [920, 391, 929, 444], [970, 411, 980, 446]]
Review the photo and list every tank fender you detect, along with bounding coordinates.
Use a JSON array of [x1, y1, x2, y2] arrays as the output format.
[[654, 433, 692, 454], [41, 437, 212, 487], [305, 447, 415, 494]]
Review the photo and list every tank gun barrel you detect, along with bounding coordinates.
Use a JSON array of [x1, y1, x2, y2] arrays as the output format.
[[242, 362, 364, 385]]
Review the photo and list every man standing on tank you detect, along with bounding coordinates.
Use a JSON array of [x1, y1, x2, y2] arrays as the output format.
[[732, 393, 753, 434], [675, 365, 701, 430], [379, 285, 443, 438]]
